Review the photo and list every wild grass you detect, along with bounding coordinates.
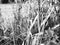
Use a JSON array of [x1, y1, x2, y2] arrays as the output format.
[[0, 0, 60, 45]]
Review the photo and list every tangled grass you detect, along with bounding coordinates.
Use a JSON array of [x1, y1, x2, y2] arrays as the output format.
[[0, 0, 60, 45]]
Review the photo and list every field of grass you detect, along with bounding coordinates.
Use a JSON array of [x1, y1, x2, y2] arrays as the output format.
[[0, 0, 60, 45]]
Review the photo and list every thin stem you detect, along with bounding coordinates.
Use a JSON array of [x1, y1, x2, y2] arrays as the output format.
[[40, 0, 47, 7], [29, 15, 38, 31], [52, 24, 60, 30], [41, 7, 54, 26], [11, 24, 15, 45]]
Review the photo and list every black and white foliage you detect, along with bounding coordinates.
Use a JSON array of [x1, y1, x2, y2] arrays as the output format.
[[0, 0, 60, 45]]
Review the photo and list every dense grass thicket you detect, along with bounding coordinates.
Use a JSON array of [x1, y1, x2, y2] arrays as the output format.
[[0, 0, 60, 45]]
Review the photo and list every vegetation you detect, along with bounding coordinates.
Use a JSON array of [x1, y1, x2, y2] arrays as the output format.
[[0, 0, 60, 45]]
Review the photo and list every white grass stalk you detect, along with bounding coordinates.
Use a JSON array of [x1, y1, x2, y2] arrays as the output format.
[[52, 24, 60, 30], [29, 15, 38, 31], [41, 7, 54, 26]]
